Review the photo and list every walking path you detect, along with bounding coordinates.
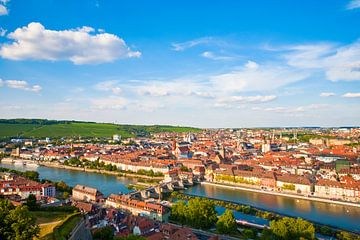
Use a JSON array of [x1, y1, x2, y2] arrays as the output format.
[[202, 182, 360, 208]]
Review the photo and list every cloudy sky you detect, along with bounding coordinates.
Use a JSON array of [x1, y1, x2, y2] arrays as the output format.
[[0, 0, 360, 127]]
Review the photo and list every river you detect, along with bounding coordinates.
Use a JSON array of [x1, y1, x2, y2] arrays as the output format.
[[0, 162, 134, 195], [1, 162, 359, 233]]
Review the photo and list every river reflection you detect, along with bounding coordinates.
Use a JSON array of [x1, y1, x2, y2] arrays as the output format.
[[184, 183, 360, 233]]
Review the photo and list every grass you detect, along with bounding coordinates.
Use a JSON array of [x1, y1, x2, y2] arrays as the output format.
[[31, 211, 81, 240], [32, 211, 69, 224], [38, 221, 62, 239], [52, 213, 82, 240], [31, 211, 73, 240], [0, 119, 201, 139]]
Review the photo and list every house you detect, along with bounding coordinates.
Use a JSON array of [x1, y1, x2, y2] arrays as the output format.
[[72, 184, 104, 202], [159, 224, 198, 240], [315, 177, 360, 201], [105, 194, 170, 222], [42, 184, 56, 197], [315, 179, 343, 199], [276, 174, 312, 194]]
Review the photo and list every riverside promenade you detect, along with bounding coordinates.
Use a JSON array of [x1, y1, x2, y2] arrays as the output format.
[[201, 182, 360, 208]]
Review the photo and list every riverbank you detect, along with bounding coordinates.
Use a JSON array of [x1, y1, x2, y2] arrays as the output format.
[[202, 182, 360, 208], [41, 162, 164, 181], [1, 158, 164, 181]]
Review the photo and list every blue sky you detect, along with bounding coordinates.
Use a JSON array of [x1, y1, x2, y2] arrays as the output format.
[[0, 0, 360, 127]]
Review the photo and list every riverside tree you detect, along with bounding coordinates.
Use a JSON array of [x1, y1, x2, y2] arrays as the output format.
[[170, 197, 218, 229], [269, 217, 315, 240], [216, 209, 237, 234]]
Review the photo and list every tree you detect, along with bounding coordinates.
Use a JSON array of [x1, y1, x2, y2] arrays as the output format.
[[180, 165, 190, 172], [270, 217, 315, 240], [0, 200, 15, 237], [216, 209, 237, 234], [114, 234, 146, 240], [336, 231, 360, 240], [24, 171, 39, 181], [25, 194, 39, 210], [93, 226, 114, 240], [242, 229, 256, 239], [187, 197, 218, 229], [0, 200, 39, 240], [170, 200, 188, 224], [319, 226, 333, 236], [170, 198, 217, 229], [63, 191, 70, 199]]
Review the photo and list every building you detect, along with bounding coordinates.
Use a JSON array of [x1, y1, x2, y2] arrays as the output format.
[[276, 174, 312, 194], [72, 184, 104, 202], [105, 194, 170, 222], [42, 184, 56, 197]]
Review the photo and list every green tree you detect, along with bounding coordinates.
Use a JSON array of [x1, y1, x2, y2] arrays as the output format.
[[114, 234, 146, 240], [180, 165, 190, 172], [270, 217, 315, 240], [25, 194, 39, 210], [0, 200, 39, 240], [319, 226, 333, 236], [93, 226, 113, 240], [336, 231, 360, 240], [170, 200, 188, 224], [216, 209, 237, 234], [186, 198, 217, 229], [170, 198, 217, 229], [242, 229, 256, 239], [24, 171, 39, 181]]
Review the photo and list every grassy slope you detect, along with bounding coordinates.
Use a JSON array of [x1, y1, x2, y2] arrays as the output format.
[[32, 211, 71, 239], [0, 121, 201, 139], [53, 213, 82, 240], [33, 211, 69, 224]]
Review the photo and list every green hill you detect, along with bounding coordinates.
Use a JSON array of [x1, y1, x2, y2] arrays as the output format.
[[0, 119, 201, 139]]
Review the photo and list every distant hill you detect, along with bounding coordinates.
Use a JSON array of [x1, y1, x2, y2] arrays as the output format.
[[0, 119, 201, 139]]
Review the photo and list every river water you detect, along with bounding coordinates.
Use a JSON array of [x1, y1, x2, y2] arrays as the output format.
[[1, 162, 359, 233]]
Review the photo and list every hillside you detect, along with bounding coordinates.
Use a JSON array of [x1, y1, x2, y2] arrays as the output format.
[[0, 119, 201, 139]]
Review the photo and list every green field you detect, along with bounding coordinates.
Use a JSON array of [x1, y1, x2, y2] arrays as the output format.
[[0, 119, 201, 139]]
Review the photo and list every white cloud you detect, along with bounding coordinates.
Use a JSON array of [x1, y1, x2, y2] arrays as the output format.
[[92, 96, 128, 109], [284, 41, 360, 81], [284, 43, 334, 69], [2, 79, 42, 92], [217, 95, 277, 104], [201, 51, 233, 61], [95, 80, 122, 94], [210, 60, 308, 92], [0, 22, 141, 64], [171, 37, 228, 51], [0, 0, 8, 16], [342, 92, 360, 98], [134, 101, 165, 112], [0, 27, 7, 36], [260, 104, 327, 113], [347, 0, 360, 9], [320, 92, 336, 97], [135, 79, 207, 97], [324, 42, 360, 81]]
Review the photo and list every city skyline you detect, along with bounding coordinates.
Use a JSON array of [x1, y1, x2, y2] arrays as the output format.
[[1, 0, 360, 127]]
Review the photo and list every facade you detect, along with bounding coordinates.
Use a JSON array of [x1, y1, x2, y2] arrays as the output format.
[[106, 194, 170, 222], [72, 184, 104, 202], [276, 174, 312, 194], [42, 184, 56, 197]]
